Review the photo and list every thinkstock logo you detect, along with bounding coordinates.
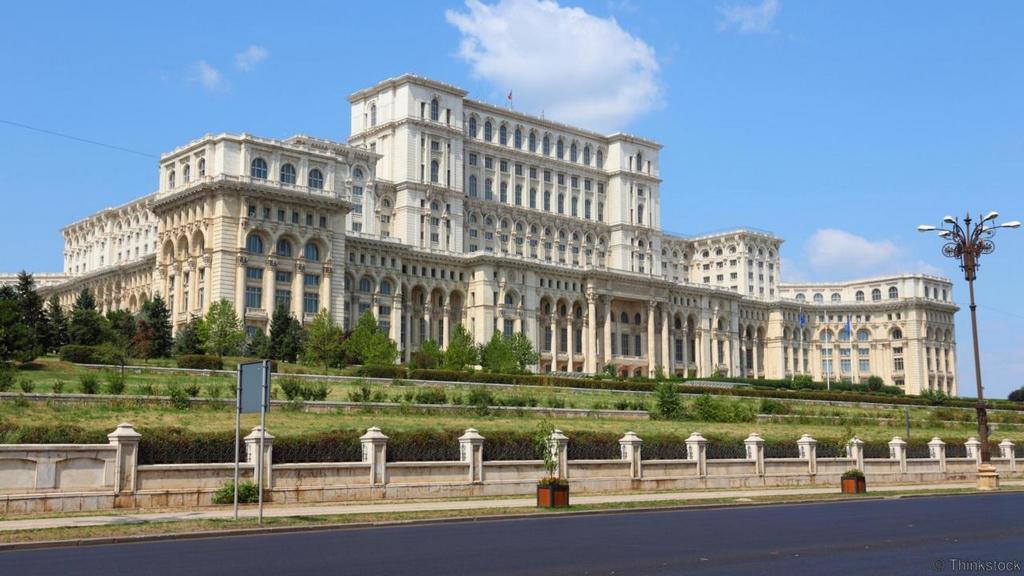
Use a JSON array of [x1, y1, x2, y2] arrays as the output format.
[[934, 558, 1023, 573]]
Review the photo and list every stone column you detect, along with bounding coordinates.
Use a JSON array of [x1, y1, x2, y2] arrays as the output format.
[[586, 294, 597, 374], [753, 338, 761, 378], [661, 308, 670, 376], [459, 428, 485, 483], [928, 437, 947, 472], [566, 318, 575, 371], [680, 327, 689, 376], [244, 426, 275, 493], [740, 340, 747, 377], [619, 431, 643, 480], [888, 436, 907, 473], [550, 314, 559, 371], [603, 298, 613, 370], [321, 265, 333, 318], [686, 432, 708, 477], [549, 429, 569, 480], [390, 293, 403, 356], [235, 257, 247, 318], [291, 265, 304, 320], [361, 427, 389, 486], [999, 439, 1016, 472], [797, 434, 818, 475], [263, 260, 276, 314], [744, 432, 765, 476], [107, 422, 141, 501], [847, 437, 865, 471], [423, 305, 433, 346], [965, 437, 982, 465], [647, 302, 656, 377], [441, 306, 450, 348]]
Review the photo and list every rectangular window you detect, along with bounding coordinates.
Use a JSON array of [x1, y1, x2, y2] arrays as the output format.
[[275, 289, 291, 310], [245, 286, 262, 310], [469, 153, 478, 165], [319, 216, 328, 228], [858, 359, 870, 373], [635, 335, 642, 357], [246, 267, 263, 280], [303, 292, 319, 315], [277, 209, 285, 222], [621, 334, 629, 356], [304, 273, 320, 287]]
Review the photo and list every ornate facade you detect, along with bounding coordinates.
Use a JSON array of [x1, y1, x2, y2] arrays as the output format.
[[13, 74, 958, 395]]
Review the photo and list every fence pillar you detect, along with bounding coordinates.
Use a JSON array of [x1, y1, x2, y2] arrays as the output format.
[[999, 439, 1016, 472], [459, 428, 485, 483], [965, 437, 982, 465], [846, 437, 865, 471], [744, 432, 765, 476], [686, 432, 708, 477], [361, 427, 389, 486], [245, 426, 275, 491], [107, 422, 141, 500], [888, 436, 907, 473], [928, 437, 946, 473], [797, 434, 817, 475], [549, 429, 569, 480], [619, 431, 643, 480]]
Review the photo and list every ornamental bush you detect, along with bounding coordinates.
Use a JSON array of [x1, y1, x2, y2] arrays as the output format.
[[212, 481, 258, 505], [176, 355, 224, 371], [58, 344, 110, 364]]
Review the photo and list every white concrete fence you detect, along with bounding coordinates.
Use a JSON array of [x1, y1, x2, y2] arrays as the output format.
[[0, 423, 1020, 515]]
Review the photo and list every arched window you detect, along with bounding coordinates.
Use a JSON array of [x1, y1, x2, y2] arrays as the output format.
[[380, 280, 392, 295], [198, 158, 206, 177], [276, 239, 292, 257], [872, 288, 882, 301], [183, 164, 191, 183], [857, 329, 871, 342], [583, 146, 591, 165], [308, 168, 324, 189], [855, 290, 865, 302], [820, 330, 833, 342], [430, 160, 439, 183], [556, 139, 564, 159], [280, 163, 296, 185], [358, 277, 372, 293], [795, 293, 806, 303], [499, 124, 507, 145], [596, 149, 604, 168], [245, 233, 264, 254], [813, 293, 824, 303], [891, 328, 903, 340], [430, 98, 439, 121], [637, 204, 644, 224], [557, 193, 564, 213], [528, 132, 537, 152], [483, 121, 493, 142], [304, 242, 320, 261], [468, 175, 478, 197], [468, 116, 477, 138], [250, 157, 268, 179], [570, 143, 577, 162], [831, 293, 841, 303], [542, 135, 551, 155], [888, 286, 899, 299], [168, 169, 176, 189], [620, 312, 629, 324], [485, 178, 493, 200], [634, 313, 642, 325], [514, 128, 522, 149], [353, 168, 364, 180], [505, 292, 516, 306], [636, 152, 643, 171], [370, 104, 377, 127], [838, 329, 851, 342]]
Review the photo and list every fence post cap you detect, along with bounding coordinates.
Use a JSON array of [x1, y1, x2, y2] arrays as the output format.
[[619, 431, 642, 443], [744, 432, 764, 444], [686, 432, 707, 443], [847, 436, 864, 446], [888, 436, 907, 446], [459, 428, 485, 442], [928, 437, 946, 446], [549, 429, 568, 442], [108, 422, 141, 441], [998, 438, 1014, 447], [361, 426, 389, 441], [245, 426, 274, 441], [965, 437, 981, 446], [797, 433, 816, 444]]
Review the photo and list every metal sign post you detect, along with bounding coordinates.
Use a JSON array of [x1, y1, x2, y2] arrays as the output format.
[[235, 361, 268, 522], [258, 359, 270, 526]]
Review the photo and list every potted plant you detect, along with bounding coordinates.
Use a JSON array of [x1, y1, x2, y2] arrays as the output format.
[[841, 468, 866, 494], [536, 424, 569, 508]]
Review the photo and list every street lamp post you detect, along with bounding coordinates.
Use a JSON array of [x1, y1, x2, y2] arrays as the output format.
[[918, 212, 1020, 490]]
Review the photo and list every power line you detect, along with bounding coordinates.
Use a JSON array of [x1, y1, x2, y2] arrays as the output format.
[[0, 118, 158, 159]]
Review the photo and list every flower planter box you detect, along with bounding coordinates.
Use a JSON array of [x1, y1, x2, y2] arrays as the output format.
[[537, 483, 570, 508], [841, 477, 867, 494]]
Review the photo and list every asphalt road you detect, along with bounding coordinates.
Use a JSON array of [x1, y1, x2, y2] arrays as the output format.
[[2, 493, 1023, 576]]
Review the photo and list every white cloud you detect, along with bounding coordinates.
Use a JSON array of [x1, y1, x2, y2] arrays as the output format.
[[798, 228, 942, 280], [718, 0, 779, 34], [235, 45, 269, 71], [190, 60, 228, 91], [445, 0, 661, 132]]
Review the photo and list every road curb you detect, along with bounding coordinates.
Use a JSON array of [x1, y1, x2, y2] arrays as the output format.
[[0, 489, 1015, 553]]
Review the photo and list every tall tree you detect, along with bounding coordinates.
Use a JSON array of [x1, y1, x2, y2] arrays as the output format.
[[14, 272, 45, 358], [140, 296, 173, 358], [268, 305, 304, 362], [201, 299, 244, 358], [302, 309, 343, 371], [106, 309, 137, 349], [45, 295, 69, 352], [478, 332, 516, 374], [0, 286, 35, 363], [69, 288, 108, 345], [245, 328, 271, 358], [443, 324, 478, 371], [509, 332, 539, 373], [173, 316, 205, 356], [342, 310, 397, 366]]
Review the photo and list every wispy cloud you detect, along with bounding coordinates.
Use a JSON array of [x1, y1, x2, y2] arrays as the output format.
[[235, 45, 269, 71], [446, 0, 662, 132], [190, 60, 228, 92], [794, 228, 942, 281], [718, 0, 779, 34]]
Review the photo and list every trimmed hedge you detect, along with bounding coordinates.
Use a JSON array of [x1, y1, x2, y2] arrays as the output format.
[[58, 345, 113, 365], [354, 365, 407, 379], [176, 355, 224, 370]]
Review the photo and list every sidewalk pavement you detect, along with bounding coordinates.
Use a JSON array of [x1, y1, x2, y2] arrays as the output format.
[[2, 480, 1022, 533]]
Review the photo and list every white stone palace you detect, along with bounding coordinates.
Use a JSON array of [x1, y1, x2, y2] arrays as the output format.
[[8, 74, 959, 395]]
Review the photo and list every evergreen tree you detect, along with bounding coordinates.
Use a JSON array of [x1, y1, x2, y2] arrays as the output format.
[[201, 299, 245, 358], [106, 309, 137, 349], [0, 286, 36, 363], [69, 288, 108, 345], [14, 272, 45, 359], [268, 305, 304, 362], [302, 309, 344, 371], [442, 324, 478, 371], [45, 295, 69, 352], [245, 329, 271, 358], [342, 310, 397, 366], [173, 316, 205, 356], [140, 296, 173, 358]]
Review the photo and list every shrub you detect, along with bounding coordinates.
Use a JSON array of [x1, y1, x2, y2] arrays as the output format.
[[692, 394, 756, 423], [167, 384, 191, 409], [212, 481, 259, 504], [58, 344, 108, 364], [653, 381, 682, 419], [280, 379, 304, 401], [79, 373, 100, 394], [759, 398, 791, 415], [138, 383, 158, 396], [865, 375, 885, 392], [841, 468, 865, 480], [206, 382, 225, 399], [303, 381, 330, 402], [184, 381, 202, 397], [0, 367, 15, 392], [412, 387, 448, 405], [354, 365, 407, 379], [18, 379, 35, 393], [176, 355, 224, 371], [542, 395, 566, 409], [466, 387, 495, 409], [104, 370, 127, 395], [51, 380, 65, 394], [1008, 387, 1024, 402]]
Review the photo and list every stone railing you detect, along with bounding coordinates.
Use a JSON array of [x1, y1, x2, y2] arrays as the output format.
[[1, 424, 1020, 515]]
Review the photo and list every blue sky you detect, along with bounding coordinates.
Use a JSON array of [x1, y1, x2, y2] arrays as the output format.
[[1, 0, 1022, 397]]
